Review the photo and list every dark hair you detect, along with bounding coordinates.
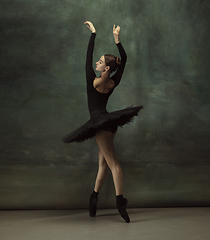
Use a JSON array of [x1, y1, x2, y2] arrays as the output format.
[[104, 54, 121, 73]]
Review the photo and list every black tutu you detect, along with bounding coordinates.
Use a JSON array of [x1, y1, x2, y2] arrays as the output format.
[[62, 105, 143, 143]]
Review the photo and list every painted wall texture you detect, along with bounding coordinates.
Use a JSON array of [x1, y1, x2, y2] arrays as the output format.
[[0, 0, 210, 209]]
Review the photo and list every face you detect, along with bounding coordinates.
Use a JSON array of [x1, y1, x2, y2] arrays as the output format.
[[96, 55, 107, 72]]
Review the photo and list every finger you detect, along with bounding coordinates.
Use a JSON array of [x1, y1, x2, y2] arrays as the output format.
[[84, 21, 92, 30], [84, 22, 89, 26], [84, 21, 91, 25], [116, 26, 120, 33], [113, 24, 116, 31]]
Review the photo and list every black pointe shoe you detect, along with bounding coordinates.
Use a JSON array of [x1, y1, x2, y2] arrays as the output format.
[[89, 193, 98, 217], [117, 198, 130, 223]]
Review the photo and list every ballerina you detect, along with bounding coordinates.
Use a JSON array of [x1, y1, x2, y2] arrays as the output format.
[[62, 21, 143, 223]]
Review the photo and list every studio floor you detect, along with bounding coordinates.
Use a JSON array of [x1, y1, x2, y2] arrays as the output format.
[[0, 207, 210, 240]]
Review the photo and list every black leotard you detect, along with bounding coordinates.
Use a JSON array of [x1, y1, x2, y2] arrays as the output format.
[[62, 33, 143, 143], [86, 33, 127, 114]]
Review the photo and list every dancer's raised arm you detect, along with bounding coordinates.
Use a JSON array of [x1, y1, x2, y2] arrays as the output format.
[[111, 25, 127, 86], [84, 21, 97, 87]]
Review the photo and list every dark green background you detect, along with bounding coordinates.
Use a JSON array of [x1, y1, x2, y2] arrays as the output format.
[[1, 0, 210, 209]]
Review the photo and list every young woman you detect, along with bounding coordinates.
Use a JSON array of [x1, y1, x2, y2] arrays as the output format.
[[62, 21, 143, 223]]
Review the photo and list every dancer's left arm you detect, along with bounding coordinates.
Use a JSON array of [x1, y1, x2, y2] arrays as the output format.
[[111, 25, 127, 86]]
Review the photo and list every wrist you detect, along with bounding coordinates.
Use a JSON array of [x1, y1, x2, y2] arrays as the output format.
[[114, 37, 120, 44]]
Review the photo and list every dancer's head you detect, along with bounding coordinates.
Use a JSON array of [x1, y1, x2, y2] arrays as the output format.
[[96, 55, 121, 74]]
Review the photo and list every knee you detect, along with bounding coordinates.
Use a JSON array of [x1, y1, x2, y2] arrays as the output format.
[[107, 159, 121, 172], [99, 154, 107, 167], [99, 160, 108, 169]]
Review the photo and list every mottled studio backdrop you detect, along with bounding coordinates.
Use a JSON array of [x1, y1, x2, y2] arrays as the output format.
[[0, 0, 210, 209]]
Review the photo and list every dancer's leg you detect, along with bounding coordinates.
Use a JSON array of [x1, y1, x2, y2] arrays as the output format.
[[89, 133, 116, 217], [94, 150, 108, 193], [95, 130, 130, 223], [95, 131, 123, 196]]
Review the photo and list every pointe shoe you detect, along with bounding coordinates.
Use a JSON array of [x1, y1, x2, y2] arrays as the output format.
[[117, 198, 130, 223], [89, 195, 98, 217]]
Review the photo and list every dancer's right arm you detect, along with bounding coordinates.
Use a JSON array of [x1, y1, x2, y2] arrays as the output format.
[[84, 21, 96, 86]]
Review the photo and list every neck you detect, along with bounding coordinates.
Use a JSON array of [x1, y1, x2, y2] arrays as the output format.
[[100, 70, 110, 80]]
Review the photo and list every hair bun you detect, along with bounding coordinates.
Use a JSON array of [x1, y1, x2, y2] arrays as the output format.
[[115, 57, 121, 65]]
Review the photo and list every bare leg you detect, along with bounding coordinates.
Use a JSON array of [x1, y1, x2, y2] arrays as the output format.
[[89, 132, 117, 217], [95, 131, 123, 196], [94, 150, 108, 193], [89, 133, 116, 217], [92, 130, 130, 222]]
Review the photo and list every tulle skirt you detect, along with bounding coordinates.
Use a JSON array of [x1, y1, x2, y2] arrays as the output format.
[[62, 105, 143, 143]]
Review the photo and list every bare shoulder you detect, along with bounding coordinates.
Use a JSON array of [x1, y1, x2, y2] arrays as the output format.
[[93, 77, 100, 88], [106, 79, 115, 88], [93, 78, 115, 93], [93, 78, 115, 88]]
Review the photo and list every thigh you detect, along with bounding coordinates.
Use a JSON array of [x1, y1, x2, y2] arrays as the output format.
[[96, 131, 118, 168]]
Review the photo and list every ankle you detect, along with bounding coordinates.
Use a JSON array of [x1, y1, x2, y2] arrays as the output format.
[[116, 194, 124, 205], [91, 190, 99, 198]]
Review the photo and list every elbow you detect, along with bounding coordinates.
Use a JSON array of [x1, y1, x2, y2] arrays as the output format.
[[123, 53, 127, 62], [122, 55, 127, 64]]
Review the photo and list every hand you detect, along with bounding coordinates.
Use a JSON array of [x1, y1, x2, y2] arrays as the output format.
[[113, 24, 120, 44], [84, 21, 96, 33]]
